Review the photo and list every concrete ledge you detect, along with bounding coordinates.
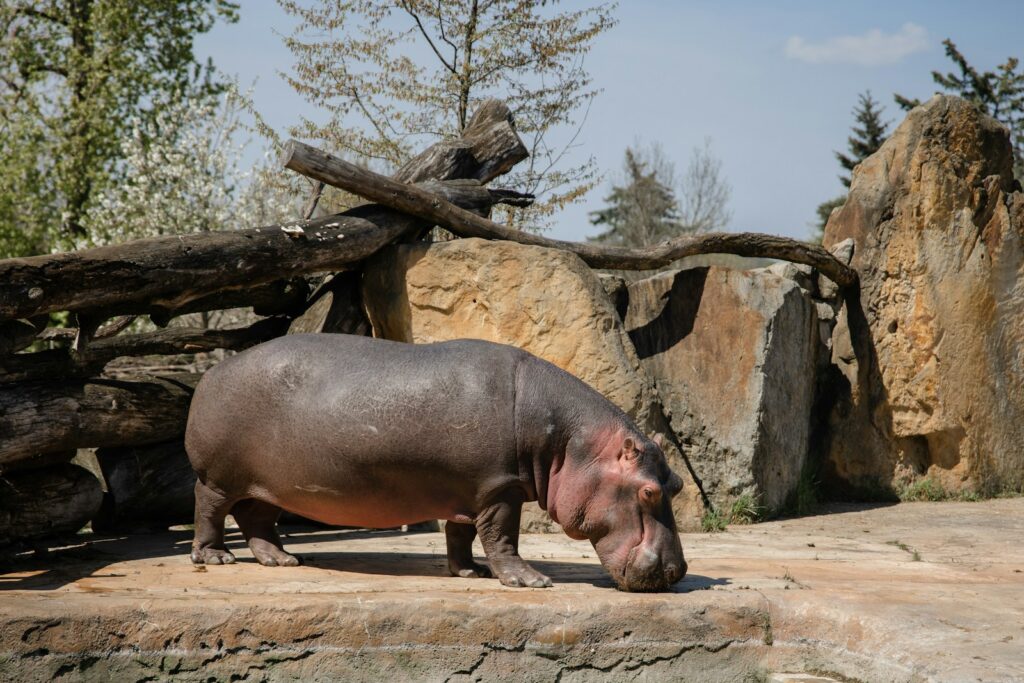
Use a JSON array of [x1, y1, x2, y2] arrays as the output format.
[[2, 501, 1023, 681]]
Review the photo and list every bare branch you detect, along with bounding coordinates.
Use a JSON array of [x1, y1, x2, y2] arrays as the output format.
[[399, 1, 456, 74]]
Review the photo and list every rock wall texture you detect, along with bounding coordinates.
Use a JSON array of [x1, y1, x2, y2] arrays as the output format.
[[362, 238, 704, 530], [823, 95, 1024, 495], [624, 266, 820, 512]]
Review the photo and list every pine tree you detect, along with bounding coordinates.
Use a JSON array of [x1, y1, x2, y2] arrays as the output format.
[[590, 141, 731, 247], [896, 39, 1024, 179], [277, 0, 616, 230], [836, 92, 889, 188], [589, 146, 682, 247], [812, 91, 889, 242]]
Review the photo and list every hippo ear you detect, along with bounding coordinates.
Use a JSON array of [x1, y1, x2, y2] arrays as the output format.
[[666, 471, 684, 497], [621, 436, 638, 461], [652, 433, 666, 449]]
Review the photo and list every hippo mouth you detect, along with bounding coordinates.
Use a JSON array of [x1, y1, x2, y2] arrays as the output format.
[[603, 515, 686, 592]]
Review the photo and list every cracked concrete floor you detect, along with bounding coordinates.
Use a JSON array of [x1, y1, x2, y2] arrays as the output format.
[[1, 499, 1023, 682]]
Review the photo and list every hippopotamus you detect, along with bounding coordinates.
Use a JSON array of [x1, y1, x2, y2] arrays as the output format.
[[184, 334, 686, 591]]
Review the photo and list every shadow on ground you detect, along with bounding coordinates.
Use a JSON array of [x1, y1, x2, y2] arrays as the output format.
[[0, 525, 728, 594]]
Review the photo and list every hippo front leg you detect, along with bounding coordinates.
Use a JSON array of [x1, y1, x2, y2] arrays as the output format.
[[475, 489, 552, 588]]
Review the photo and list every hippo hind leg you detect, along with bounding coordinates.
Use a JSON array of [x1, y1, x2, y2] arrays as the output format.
[[231, 499, 300, 567], [445, 522, 492, 579], [191, 479, 238, 565]]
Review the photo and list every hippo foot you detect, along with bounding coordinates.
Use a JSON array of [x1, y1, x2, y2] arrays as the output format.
[[253, 549, 300, 567], [450, 561, 492, 579], [191, 547, 236, 565], [495, 566, 553, 588]]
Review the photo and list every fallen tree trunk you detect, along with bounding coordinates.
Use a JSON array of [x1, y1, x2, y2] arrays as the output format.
[[283, 140, 859, 290], [0, 318, 288, 384], [0, 374, 198, 466], [0, 181, 524, 322], [0, 464, 104, 545]]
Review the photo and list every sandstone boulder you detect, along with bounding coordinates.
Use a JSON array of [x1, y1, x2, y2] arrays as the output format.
[[823, 95, 1024, 495], [362, 238, 704, 530], [624, 266, 820, 513]]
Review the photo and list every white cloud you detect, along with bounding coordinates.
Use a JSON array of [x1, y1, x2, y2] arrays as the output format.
[[785, 23, 929, 67]]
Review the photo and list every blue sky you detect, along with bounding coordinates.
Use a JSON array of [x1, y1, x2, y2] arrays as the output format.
[[196, 1, 1024, 241]]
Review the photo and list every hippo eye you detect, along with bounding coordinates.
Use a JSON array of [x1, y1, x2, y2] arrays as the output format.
[[640, 486, 661, 505]]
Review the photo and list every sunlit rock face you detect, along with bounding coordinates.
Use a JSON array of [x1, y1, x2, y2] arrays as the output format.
[[823, 94, 1024, 495], [624, 266, 819, 513]]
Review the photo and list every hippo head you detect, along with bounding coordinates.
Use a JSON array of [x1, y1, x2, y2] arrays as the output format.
[[552, 431, 687, 591]]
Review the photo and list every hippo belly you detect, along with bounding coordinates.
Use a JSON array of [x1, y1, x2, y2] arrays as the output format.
[[185, 334, 524, 528]]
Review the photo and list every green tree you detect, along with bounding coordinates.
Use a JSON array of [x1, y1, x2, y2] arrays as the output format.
[[812, 91, 889, 242], [589, 147, 681, 247], [278, 0, 616, 229], [589, 140, 731, 247], [896, 38, 1024, 178], [0, 0, 238, 257], [836, 92, 889, 189]]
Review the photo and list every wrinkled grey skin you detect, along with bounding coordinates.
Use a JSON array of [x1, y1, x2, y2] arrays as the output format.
[[185, 334, 686, 591]]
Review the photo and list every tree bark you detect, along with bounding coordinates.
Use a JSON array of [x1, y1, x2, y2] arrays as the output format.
[[0, 374, 199, 466], [0, 318, 289, 384], [0, 464, 104, 545], [0, 180, 519, 322], [287, 271, 371, 337], [283, 140, 860, 290], [147, 278, 312, 327], [0, 317, 49, 355], [394, 99, 528, 184]]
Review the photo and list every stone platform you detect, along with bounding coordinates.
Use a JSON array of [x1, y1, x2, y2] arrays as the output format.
[[2, 500, 1023, 682]]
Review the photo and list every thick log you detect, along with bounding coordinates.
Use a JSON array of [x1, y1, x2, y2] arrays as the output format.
[[0, 374, 198, 466], [0, 317, 289, 384], [92, 440, 196, 533], [149, 278, 311, 327], [283, 141, 859, 290], [394, 99, 528, 184], [0, 181, 516, 322], [0, 464, 104, 545]]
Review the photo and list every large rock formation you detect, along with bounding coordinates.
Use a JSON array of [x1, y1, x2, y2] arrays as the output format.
[[362, 238, 704, 530], [624, 266, 820, 513], [823, 95, 1024, 495]]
